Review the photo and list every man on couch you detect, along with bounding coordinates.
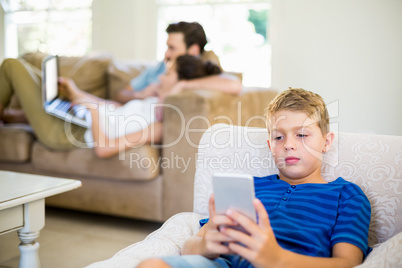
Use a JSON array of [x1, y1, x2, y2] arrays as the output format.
[[114, 21, 242, 104]]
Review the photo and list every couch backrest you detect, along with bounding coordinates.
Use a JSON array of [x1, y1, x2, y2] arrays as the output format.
[[21, 52, 151, 100], [19, 52, 243, 102], [194, 123, 402, 247], [22, 51, 113, 99]]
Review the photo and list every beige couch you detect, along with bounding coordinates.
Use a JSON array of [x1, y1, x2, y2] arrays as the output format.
[[0, 52, 278, 222]]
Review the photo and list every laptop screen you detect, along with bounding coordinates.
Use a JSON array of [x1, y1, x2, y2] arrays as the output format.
[[43, 55, 59, 103]]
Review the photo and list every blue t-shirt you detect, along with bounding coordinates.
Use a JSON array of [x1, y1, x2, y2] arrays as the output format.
[[201, 175, 371, 267], [130, 61, 166, 91]]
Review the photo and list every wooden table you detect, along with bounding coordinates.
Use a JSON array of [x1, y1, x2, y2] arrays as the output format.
[[0, 171, 81, 268]]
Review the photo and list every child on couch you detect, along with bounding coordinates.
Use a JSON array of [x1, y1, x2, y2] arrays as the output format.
[[138, 88, 371, 268]]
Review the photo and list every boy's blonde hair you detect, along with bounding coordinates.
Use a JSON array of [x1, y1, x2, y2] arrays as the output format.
[[266, 88, 330, 135]]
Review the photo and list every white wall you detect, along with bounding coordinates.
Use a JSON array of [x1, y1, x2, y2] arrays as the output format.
[[1, 0, 401, 135], [92, 0, 158, 61], [271, 0, 402, 136]]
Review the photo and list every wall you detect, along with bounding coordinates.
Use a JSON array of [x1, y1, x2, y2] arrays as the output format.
[[0, 6, 4, 61], [1, 0, 401, 135], [92, 0, 158, 61], [271, 0, 402, 136]]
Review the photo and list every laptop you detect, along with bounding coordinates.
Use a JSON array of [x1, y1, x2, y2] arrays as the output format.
[[42, 55, 90, 128]]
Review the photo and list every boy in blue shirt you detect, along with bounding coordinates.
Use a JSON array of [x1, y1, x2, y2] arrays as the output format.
[[138, 88, 371, 268]]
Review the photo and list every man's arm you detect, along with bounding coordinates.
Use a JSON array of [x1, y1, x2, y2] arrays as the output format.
[[114, 83, 159, 104], [171, 74, 242, 96]]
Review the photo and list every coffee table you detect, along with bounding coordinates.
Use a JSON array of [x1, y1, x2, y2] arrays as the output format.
[[0, 170, 82, 268]]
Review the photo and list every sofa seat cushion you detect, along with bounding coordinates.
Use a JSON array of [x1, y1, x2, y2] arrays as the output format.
[[0, 124, 35, 163], [31, 142, 160, 181]]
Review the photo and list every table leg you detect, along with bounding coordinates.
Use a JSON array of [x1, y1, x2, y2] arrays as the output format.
[[18, 233, 40, 268], [17, 199, 45, 268]]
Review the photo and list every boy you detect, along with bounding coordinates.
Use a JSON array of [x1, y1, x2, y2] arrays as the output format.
[[138, 88, 371, 268]]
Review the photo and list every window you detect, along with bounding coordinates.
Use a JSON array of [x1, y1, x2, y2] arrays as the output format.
[[156, 0, 271, 87], [1, 0, 92, 58]]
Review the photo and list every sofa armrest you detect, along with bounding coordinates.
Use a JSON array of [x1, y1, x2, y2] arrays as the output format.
[[0, 124, 35, 163], [354, 232, 402, 268], [85, 212, 204, 268], [161, 89, 277, 220]]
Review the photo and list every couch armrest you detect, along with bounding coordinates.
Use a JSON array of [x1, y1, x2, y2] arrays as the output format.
[[161, 89, 277, 220], [85, 212, 204, 268], [0, 124, 35, 163], [354, 232, 402, 268]]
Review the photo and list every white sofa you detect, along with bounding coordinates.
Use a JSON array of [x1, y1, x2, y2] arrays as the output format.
[[88, 124, 402, 268]]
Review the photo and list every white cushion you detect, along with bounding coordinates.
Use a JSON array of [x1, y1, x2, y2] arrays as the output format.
[[85, 212, 203, 268], [355, 232, 402, 268]]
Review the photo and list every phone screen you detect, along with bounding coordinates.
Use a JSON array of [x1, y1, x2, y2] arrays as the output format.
[[212, 173, 256, 223]]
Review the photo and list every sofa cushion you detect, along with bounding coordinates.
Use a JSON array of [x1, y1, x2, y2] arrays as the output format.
[[31, 142, 160, 181], [0, 124, 35, 163]]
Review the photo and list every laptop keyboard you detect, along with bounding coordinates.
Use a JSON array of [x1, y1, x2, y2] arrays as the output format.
[[55, 99, 71, 113], [53, 99, 87, 119]]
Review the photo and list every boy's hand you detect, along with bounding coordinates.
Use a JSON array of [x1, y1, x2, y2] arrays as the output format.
[[220, 198, 286, 267], [200, 195, 237, 259]]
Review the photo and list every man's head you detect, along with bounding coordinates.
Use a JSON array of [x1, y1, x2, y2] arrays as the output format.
[[265, 88, 334, 184], [164, 21, 207, 63]]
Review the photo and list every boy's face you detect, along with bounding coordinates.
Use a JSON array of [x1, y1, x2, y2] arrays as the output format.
[[267, 110, 334, 185]]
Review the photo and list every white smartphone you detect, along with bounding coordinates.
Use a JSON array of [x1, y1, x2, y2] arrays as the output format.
[[212, 173, 257, 224]]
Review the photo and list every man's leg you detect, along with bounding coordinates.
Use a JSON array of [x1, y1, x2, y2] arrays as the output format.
[[0, 58, 86, 150]]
